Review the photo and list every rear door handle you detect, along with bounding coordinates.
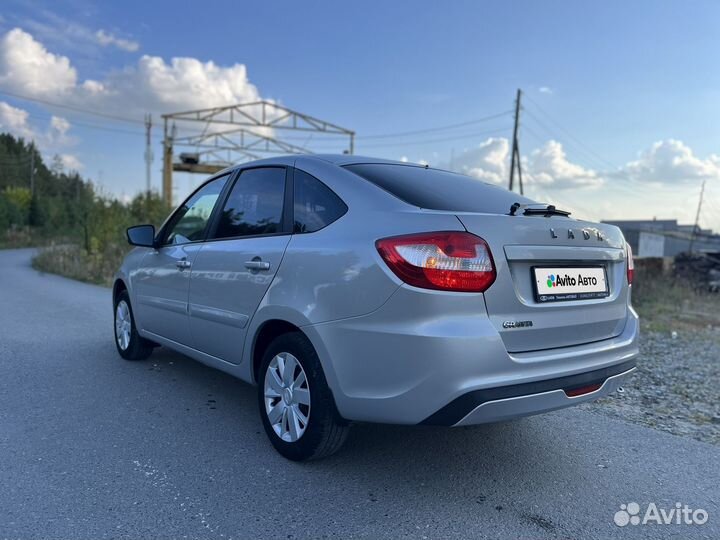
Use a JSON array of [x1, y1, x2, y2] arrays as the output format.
[[244, 260, 271, 271], [176, 260, 192, 270]]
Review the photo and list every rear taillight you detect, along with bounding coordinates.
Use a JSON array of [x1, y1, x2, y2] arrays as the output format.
[[626, 242, 634, 285], [375, 231, 496, 292]]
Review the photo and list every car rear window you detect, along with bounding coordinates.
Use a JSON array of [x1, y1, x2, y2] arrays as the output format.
[[344, 163, 533, 213]]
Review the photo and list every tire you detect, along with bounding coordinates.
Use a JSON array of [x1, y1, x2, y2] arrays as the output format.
[[257, 332, 349, 461], [114, 290, 153, 361]]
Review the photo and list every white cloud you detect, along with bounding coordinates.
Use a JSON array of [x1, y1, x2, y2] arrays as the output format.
[[81, 79, 106, 94], [0, 28, 77, 95], [0, 28, 265, 120], [50, 115, 70, 136], [444, 137, 720, 228], [105, 55, 263, 114], [452, 137, 510, 185], [538, 86, 553, 94], [8, 10, 136, 57], [59, 153, 83, 170], [527, 140, 601, 188], [0, 101, 34, 139], [0, 101, 77, 162], [0, 27, 273, 185], [95, 29, 139, 52], [448, 138, 601, 190], [623, 139, 720, 183]]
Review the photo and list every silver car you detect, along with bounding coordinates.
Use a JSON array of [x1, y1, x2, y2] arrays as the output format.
[[114, 155, 639, 461]]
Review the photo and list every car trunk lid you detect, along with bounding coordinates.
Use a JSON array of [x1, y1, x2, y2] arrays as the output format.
[[456, 213, 629, 353]]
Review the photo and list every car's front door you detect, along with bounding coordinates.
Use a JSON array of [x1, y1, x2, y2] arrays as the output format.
[[133, 174, 230, 345], [188, 166, 291, 363]]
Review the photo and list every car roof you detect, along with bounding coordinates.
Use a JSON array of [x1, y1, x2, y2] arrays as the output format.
[[309, 154, 414, 167], [225, 154, 424, 171]]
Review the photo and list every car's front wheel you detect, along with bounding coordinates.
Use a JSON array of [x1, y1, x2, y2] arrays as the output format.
[[258, 332, 349, 461], [114, 290, 153, 361]]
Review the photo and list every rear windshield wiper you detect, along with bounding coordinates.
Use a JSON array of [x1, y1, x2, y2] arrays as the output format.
[[509, 202, 571, 217]]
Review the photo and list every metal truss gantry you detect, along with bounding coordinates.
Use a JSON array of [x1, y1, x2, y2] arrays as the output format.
[[161, 101, 355, 203]]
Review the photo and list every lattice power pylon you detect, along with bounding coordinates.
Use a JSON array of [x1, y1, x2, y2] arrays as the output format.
[[161, 101, 355, 203]]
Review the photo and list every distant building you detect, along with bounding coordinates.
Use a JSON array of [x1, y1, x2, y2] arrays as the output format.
[[601, 219, 720, 257]]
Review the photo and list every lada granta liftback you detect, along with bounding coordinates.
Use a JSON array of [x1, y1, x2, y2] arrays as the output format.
[[114, 155, 639, 461]]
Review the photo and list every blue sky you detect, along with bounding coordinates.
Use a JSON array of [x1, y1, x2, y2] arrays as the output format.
[[0, 0, 719, 228]]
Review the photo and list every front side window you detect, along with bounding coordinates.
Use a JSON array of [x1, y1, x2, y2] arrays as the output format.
[[213, 167, 286, 239], [293, 169, 348, 233], [162, 175, 228, 245]]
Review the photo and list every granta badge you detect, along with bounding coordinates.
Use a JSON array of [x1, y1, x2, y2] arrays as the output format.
[[502, 320, 534, 329]]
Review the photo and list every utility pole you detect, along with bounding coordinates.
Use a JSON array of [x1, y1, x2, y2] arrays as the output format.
[[508, 89, 524, 195], [688, 179, 706, 254], [162, 119, 176, 205], [144, 114, 153, 197]]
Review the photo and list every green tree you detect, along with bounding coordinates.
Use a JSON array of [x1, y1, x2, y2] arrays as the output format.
[[2, 186, 32, 225]]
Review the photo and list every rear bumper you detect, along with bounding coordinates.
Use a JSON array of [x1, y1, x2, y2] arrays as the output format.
[[423, 361, 635, 426], [304, 285, 640, 425]]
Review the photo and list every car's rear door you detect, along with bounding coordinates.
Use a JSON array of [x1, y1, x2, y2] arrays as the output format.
[[187, 166, 291, 364], [132, 174, 230, 345]]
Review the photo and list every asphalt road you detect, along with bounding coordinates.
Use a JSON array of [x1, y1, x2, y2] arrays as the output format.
[[1, 248, 718, 540]]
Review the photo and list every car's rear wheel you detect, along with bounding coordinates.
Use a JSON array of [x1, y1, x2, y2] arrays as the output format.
[[258, 332, 349, 461], [114, 291, 153, 361]]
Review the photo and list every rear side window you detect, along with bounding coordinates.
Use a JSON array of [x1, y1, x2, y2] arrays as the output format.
[[213, 167, 286, 239], [345, 163, 533, 213], [293, 169, 348, 233]]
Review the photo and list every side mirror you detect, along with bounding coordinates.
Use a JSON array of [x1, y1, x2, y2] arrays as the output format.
[[127, 224, 156, 247]]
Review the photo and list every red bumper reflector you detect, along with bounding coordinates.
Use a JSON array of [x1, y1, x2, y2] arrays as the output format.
[[564, 383, 603, 397]]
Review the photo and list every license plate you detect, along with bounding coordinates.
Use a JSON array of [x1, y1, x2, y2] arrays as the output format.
[[532, 266, 609, 303]]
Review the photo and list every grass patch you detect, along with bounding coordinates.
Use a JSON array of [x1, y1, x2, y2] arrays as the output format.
[[32, 242, 128, 287], [632, 265, 719, 332]]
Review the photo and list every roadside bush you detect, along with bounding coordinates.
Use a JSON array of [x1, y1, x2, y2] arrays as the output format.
[[632, 263, 719, 331], [31, 191, 170, 286]]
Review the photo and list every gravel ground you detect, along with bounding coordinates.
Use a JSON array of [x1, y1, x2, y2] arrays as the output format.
[[583, 328, 720, 445]]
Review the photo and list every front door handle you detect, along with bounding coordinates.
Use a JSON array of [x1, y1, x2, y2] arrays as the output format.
[[176, 259, 192, 270], [244, 260, 271, 271]]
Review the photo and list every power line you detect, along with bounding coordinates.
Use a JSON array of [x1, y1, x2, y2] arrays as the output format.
[[522, 109, 611, 172], [520, 100, 649, 191], [355, 127, 512, 148], [0, 89, 145, 125], [701, 196, 720, 217], [0, 89, 514, 149], [22, 108, 147, 136], [358, 110, 512, 139], [520, 106, 695, 200], [523, 93, 620, 171], [519, 121, 647, 198]]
